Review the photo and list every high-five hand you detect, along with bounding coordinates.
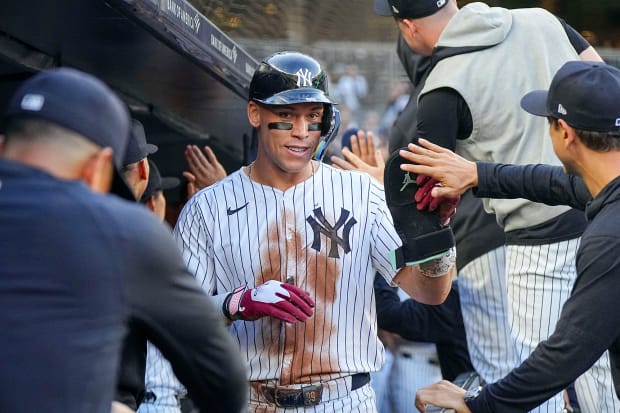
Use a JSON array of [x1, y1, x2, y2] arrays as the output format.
[[399, 138, 478, 198]]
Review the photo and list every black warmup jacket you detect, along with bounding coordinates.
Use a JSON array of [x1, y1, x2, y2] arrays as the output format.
[[466, 162, 620, 412]]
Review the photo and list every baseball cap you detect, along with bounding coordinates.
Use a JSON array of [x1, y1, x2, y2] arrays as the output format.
[[123, 119, 158, 165], [521, 61, 620, 133], [140, 159, 180, 203], [2, 67, 135, 199], [374, 0, 449, 19]]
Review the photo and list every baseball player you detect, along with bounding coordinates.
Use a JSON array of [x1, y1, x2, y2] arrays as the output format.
[[409, 60, 620, 412], [375, 0, 616, 411], [335, 32, 517, 386], [0, 68, 247, 413], [172, 50, 456, 412], [137, 160, 187, 413]]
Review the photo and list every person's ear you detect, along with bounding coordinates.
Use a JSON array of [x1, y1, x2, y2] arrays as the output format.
[[82, 147, 114, 193], [248, 101, 261, 128], [557, 119, 575, 148], [0, 135, 5, 155], [137, 158, 149, 180], [401, 18, 418, 36]]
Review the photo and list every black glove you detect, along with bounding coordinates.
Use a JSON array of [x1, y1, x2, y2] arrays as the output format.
[[384, 149, 455, 269]]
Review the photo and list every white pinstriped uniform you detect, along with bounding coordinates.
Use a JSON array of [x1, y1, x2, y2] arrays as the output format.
[[173, 162, 401, 412], [136, 342, 185, 413], [457, 245, 517, 384], [507, 240, 618, 413]]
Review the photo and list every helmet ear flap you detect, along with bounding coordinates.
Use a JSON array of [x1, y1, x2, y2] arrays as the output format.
[[314, 106, 341, 161]]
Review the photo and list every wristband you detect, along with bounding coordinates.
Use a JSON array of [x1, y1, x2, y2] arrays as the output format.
[[419, 247, 456, 278], [223, 285, 247, 321]]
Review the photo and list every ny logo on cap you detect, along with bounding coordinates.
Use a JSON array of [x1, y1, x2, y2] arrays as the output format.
[[437, 0, 446, 7], [296, 68, 313, 87], [616, 118, 620, 127]]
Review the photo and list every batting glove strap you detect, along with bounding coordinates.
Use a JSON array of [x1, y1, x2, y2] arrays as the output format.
[[223, 285, 247, 321]]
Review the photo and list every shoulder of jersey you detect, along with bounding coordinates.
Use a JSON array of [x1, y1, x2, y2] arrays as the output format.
[[321, 162, 378, 185]]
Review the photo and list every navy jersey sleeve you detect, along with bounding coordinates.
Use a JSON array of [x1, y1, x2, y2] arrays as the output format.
[[467, 235, 620, 412], [123, 215, 248, 413], [474, 162, 591, 210]]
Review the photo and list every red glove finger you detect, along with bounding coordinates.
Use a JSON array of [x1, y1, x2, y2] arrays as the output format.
[[275, 292, 313, 319], [415, 177, 439, 210], [437, 196, 461, 225], [281, 283, 315, 308], [272, 300, 313, 322]]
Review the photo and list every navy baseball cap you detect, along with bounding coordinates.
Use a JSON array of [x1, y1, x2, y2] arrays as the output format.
[[374, 0, 449, 19], [521, 61, 620, 133], [123, 119, 158, 166], [140, 160, 180, 203], [3, 67, 136, 199]]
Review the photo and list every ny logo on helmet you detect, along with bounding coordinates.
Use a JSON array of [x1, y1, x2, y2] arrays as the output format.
[[296, 68, 313, 87]]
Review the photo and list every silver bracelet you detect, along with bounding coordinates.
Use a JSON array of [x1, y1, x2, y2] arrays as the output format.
[[419, 247, 456, 278]]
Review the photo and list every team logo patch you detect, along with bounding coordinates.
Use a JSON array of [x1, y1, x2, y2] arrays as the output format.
[[437, 0, 446, 7], [306, 207, 356, 258], [296, 68, 313, 87], [615, 118, 620, 127], [557, 103, 568, 115], [20, 94, 44, 111]]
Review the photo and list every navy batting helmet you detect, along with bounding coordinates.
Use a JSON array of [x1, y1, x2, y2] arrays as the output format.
[[249, 51, 340, 161]]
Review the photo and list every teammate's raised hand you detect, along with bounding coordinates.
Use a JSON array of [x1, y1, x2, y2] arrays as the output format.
[[330, 130, 385, 184], [399, 138, 478, 198], [183, 145, 227, 196], [225, 280, 315, 323]]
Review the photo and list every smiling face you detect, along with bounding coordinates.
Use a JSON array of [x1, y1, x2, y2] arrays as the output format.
[[248, 101, 324, 187]]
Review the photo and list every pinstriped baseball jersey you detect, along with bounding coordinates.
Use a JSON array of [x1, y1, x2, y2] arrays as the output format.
[[137, 342, 185, 413], [173, 162, 401, 385]]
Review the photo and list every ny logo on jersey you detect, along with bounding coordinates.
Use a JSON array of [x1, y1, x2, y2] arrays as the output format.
[[400, 172, 416, 191], [296, 68, 313, 87], [306, 207, 356, 258]]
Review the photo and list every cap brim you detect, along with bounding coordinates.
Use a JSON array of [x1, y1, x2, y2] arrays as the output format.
[[374, 0, 394, 16], [160, 177, 180, 191], [145, 143, 158, 155], [520, 90, 551, 117], [110, 168, 137, 201]]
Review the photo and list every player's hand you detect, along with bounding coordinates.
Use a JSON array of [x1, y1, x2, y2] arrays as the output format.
[[415, 380, 471, 413], [330, 130, 385, 184], [227, 280, 315, 323], [399, 138, 477, 198], [183, 144, 227, 192], [414, 175, 460, 225]]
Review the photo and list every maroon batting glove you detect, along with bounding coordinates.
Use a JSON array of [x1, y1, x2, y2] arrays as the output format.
[[414, 175, 460, 225], [225, 280, 315, 323]]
